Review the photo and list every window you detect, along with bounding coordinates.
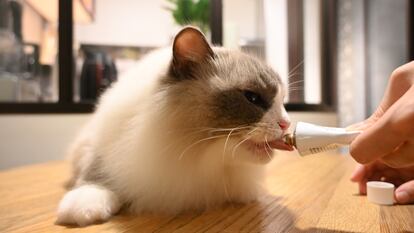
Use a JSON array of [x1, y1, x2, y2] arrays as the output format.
[[0, 0, 336, 113], [0, 0, 94, 113], [222, 0, 337, 111]]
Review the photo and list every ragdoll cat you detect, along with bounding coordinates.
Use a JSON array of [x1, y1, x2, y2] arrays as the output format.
[[56, 26, 293, 226]]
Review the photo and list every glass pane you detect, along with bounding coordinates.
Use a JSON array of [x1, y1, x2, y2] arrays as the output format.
[[0, 0, 58, 102], [73, 0, 211, 102], [223, 0, 323, 104]]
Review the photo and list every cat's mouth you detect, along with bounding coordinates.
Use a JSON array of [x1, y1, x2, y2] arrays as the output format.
[[245, 139, 294, 155]]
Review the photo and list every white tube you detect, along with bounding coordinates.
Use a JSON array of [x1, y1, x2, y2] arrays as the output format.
[[287, 122, 361, 156]]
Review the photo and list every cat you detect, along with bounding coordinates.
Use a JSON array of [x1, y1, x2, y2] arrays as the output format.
[[56, 26, 292, 226]]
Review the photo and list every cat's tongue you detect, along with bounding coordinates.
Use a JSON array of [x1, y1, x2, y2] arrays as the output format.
[[268, 139, 294, 151]]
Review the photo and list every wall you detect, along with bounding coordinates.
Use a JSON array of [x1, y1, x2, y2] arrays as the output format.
[[21, 0, 44, 44], [337, 0, 367, 127], [336, 0, 409, 127], [0, 115, 90, 170], [75, 0, 175, 47], [0, 112, 337, 170], [264, 0, 288, 85], [366, 0, 408, 114], [223, 0, 265, 41]]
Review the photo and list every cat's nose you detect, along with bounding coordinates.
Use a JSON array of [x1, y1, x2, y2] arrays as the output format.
[[278, 120, 290, 130]]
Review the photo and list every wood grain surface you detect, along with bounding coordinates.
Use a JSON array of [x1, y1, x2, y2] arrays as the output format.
[[0, 152, 413, 233]]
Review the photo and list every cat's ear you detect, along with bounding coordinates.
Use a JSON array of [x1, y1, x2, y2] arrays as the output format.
[[170, 26, 214, 79]]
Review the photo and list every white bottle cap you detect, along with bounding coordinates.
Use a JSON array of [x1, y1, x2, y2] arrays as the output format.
[[367, 181, 395, 205]]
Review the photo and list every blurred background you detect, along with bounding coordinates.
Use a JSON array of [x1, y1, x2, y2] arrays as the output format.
[[0, 0, 412, 169]]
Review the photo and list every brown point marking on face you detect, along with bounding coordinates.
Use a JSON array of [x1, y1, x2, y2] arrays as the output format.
[[211, 88, 264, 127], [163, 49, 282, 130], [161, 28, 284, 131], [205, 50, 281, 128]]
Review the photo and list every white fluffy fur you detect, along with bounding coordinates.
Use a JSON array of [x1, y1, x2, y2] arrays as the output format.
[[56, 184, 120, 226], [57, 47, 288, 226]]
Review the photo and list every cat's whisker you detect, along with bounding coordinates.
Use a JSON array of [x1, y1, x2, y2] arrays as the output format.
[[174, 125, 251, 136], [288, 85, 304, 89], [209, 125, 252, 134], [264, 135, 273, 161], [222, 127, 238, 163], [165, 125, 250, 135], [254, 122, 276, 127], [159, 128, 219, 155], [288, 83, 304, 90], [178, 134, 227, 160], [288, 84, 304, 89], [160, 125, 253, 158], [163, 126, 245, 144], [288, 82, 304, 87], [288, 88, 304, 92], [178, 132, 243, 161], [254, 123, 281, 131], [231, 136, 252, 159], [287, 79, 304, 87], [287, 69, 304, 90], [288, 60, 304, 76], [246, 127, 258, 135], [287, 73, 304, 80], [164, 127, 221, 135], [231, 128, 257, 159]]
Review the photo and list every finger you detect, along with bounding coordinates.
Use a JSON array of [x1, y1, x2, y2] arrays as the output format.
[[350, 164, 376, 195], [351, 164, 372, 195], [350, 162, 380, 182], [349, 102, 407, 164], [379, 65, 414, 111], [346, 94, 388, 132], [350, 73, 414, 163], [358, 180, 367, 194], [346, 110, 382, 132], [346, 121, 368, 131], [350, 164, 367, 182], [395, 180, 414, 204], [381, 142, 414, 168]]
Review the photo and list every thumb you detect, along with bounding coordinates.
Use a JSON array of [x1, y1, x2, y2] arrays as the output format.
[[395, 180, 414, 204]]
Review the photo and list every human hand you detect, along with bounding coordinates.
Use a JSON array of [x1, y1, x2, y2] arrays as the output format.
[[349, 61, 414, 168], [350, 161, 414, 204], [348, 62, 414, 204]]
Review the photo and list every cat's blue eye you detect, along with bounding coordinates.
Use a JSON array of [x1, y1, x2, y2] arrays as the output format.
[[243, 90, 268, 109]]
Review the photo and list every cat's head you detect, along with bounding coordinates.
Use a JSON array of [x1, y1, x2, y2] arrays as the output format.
[[162, 27, 292, 164]]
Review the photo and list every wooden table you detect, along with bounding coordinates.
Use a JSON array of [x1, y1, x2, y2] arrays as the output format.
[[1, 152, 413, 233]]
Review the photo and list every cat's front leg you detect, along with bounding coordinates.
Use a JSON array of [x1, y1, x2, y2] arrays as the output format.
[[56, 184, 121, 226]]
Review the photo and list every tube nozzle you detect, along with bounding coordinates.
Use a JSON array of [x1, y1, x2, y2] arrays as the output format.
[[284, 122, 361, 156], [283, 133, 296, 148]]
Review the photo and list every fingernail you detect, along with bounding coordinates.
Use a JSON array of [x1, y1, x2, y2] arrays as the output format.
[[396, 191, 410, 204]]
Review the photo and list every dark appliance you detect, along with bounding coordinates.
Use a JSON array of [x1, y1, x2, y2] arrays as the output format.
[[80, 51, 117, 101]]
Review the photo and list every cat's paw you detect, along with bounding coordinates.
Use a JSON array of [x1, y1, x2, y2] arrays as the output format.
[[56, 184, 121, 226]]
